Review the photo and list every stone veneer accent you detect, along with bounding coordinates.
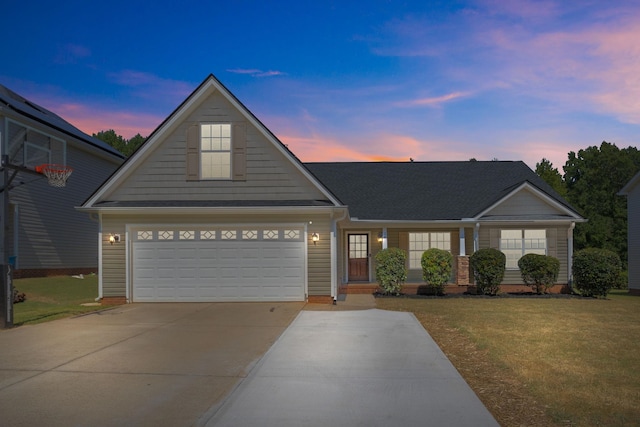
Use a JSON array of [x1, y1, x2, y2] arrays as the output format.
[[455, 256, 470, 285]]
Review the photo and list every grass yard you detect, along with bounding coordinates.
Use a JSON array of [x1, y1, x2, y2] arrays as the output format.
[[376, 291, 640, 427], [12, 275, 106, 326]]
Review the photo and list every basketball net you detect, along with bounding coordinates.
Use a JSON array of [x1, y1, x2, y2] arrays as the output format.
[[35, 164, 73, 188]]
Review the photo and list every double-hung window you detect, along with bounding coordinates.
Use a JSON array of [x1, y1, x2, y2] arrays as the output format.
[[500, 229, 547, 269], [408, 232, 451, 269], [200, 124, 231, 179]]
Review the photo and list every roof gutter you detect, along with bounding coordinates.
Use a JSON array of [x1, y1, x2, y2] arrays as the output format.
[[75, 205, 346, 216]]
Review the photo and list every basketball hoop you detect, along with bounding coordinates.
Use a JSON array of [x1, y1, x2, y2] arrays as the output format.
[[35, 164, 73, 188]]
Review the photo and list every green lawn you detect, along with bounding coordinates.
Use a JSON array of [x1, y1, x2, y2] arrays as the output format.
[[12, 275, 107, 326], [376, 291, 640, 426]]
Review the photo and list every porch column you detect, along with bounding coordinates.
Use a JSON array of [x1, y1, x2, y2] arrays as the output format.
[[331, 219, 338, 301], [382, 227, 388, 250], [474, 222, 480, 252], [459, 227, 466, 256], [568, 222, 575, 287]]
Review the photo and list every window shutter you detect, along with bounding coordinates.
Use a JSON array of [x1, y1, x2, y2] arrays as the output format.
[[186, 124, 200, 181], [399, 232, 409, 268], [232, 123, 246, 181]]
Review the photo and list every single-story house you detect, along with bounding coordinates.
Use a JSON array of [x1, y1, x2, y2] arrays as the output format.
[[0, 84, 125, 278], [619, 172, 640, 295], [79, 74, 585, 304]]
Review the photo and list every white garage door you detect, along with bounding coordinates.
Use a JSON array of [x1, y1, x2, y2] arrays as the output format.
[[132, 227, 306, 302]]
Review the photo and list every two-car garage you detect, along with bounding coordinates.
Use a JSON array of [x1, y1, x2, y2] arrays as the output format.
[[131, 226, 306, 302]]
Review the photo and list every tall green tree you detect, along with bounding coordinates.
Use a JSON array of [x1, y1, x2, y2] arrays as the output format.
[[563, 141, 640, 268], [535, 158, 566, 197], [93, 130, 146, 157]]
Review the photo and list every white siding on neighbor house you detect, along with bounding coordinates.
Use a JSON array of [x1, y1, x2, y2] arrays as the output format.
[[104, 90, 326, 202], [626, 183, 640, 291], [484, 189, 566, 216], [9, 141, 121, 270]]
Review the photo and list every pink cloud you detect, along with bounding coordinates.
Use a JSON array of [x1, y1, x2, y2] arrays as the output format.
[[396, 91, 471, 107]]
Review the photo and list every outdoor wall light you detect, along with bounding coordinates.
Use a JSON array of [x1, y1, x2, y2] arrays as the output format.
[[377, 232, 383, 242], [109, 234, 121, 245], [311, 232, 319, 245]]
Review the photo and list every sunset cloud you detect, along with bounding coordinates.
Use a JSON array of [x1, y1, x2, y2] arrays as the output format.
[[396, 91, 471, 108], [227, 68, 286, 77]]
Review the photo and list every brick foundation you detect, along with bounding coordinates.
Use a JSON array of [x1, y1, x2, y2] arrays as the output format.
[[629, 289, 640, 296], [13, 267, 97, 279], [307, 295, 334, 304], [101, 296, 127, 305], [340, 282, 571, 295]]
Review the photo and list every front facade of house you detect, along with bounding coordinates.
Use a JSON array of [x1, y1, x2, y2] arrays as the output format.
[[0, 84, 125, 277], [619, 173, 640, 295], [81, 75, 584, 304]]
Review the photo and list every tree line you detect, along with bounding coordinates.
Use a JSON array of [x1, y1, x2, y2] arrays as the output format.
[[93, 129, 146, 157], [535, 141, 640, 269]]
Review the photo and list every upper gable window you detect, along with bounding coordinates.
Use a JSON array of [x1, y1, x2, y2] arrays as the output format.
[[200, 124, 231, 179]]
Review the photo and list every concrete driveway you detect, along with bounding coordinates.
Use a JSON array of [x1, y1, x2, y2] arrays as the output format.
[[202, 309, 499, 427], [0, 302, 303, 427]]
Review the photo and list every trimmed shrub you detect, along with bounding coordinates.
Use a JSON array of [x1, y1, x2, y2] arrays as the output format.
[[518, 253, 560, 294], [470, 248, 506, 295], [573, 248, 623, 297], [375, 247, 407, 295], [421, 248, 453, 295]]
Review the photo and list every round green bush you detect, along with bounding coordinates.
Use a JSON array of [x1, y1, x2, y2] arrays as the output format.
[[421, 248, 453, 295], [518, 253, 560, 294], [470, 248, 506, 295], [572, 248, 622, 297], [375, 247, 407, 295]]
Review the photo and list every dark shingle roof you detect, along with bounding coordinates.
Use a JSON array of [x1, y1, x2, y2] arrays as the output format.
[[0, 84, 124, 159], [305, 161, 579, 221]]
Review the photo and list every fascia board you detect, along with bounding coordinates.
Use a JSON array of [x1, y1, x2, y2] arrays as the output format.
[[75, 205, 342, 216], [475, 182, 583, 220]]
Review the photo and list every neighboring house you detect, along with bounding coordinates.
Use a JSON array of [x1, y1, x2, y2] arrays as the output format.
[[619, 172, 640, 295], [80, 74, 585, 304], [0, 84, 125, 278]]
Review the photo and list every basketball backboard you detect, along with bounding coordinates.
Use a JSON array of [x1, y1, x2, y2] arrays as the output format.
[[3, 118, 67, 171]]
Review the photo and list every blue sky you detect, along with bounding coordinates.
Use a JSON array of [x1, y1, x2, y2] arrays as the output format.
[[3, 0, 640, 170]]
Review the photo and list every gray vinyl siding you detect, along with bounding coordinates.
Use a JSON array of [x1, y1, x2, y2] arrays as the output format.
[[485, 189, 565, 216], [627, 184, 640, 291], [101, 213, 334, 299], [307, 217, 332, 296], [105, 91, 326, 202], [9, 140, 121, 270], [479, 225, 569, 284]]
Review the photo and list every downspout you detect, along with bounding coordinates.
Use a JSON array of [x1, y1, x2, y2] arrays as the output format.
[[568, 222, 575, 291], [331, 209, 348, 304]]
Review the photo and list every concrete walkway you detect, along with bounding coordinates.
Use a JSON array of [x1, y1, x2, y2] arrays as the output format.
[[201, 308, 498, 426]]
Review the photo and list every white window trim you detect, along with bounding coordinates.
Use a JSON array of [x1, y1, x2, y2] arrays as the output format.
[[500, 229, 547, 270], [200, 123, 232, 180], [408, 232, 452, 270]]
